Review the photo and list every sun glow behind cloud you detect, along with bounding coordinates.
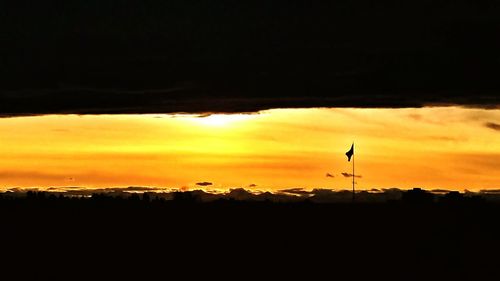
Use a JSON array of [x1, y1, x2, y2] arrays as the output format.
[[0, 107, 498, 191]]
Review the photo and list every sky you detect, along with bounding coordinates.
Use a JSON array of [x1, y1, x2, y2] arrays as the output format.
[[0, 106, 497, 191]]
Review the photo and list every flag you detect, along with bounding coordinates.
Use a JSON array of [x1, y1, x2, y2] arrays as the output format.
[[346, 143, 354, 161]]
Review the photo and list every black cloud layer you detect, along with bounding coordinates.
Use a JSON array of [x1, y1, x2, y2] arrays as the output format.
[[1, 1, 499, 116]]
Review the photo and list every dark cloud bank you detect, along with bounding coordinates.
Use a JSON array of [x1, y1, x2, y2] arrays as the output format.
[[1, 1, 499, 117]]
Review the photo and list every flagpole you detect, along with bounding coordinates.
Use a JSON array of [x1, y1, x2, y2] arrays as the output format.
[[352, 150, 355, 202]]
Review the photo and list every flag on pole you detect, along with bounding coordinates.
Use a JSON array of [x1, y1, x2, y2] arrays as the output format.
[[346, 143, 354, 161]]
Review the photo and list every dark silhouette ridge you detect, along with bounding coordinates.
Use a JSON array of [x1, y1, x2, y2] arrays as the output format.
[[5, 187, 500, 203], [2, 188, 500, 279]]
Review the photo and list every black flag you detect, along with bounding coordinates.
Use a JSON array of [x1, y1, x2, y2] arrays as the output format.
[[346, 143, 354, 161]]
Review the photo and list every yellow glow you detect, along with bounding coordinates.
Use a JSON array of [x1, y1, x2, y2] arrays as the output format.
[[0, 107, 498, 191]]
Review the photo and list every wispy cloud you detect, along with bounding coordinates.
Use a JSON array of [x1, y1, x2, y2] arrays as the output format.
[[341, 172, 362, 178], [326, 173, 335, 178], [279, 188, 312, 196], [485, 122, 500, 131], [196, 182, 213, 187], [0, 171, 66, 181]]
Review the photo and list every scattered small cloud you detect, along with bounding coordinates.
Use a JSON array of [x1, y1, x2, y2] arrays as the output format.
[[279, 188, 311, 196], [430, 189, 452, 194], [121, 186, 159, 192], [480, 189, 500, 194], [198, 113, 213, 118], [427, 136, 462, 141], [326, 173, 335, 178], [248, 184, 257, 188], [485, 122, 500, 131], [341, 172, 362, 178], [196, 182, 213, 187], [408, 113, 422, 121]]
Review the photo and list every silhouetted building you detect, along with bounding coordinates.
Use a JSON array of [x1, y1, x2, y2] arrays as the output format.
[[172, 191, 199, 203], [402, 188, 434, 204], [439, 191, 464, 204]]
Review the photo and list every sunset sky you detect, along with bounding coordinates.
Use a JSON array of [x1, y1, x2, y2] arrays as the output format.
[[4, 3, 500, 278], [3, 0, 499, 195], [0, 106, 498, 192]]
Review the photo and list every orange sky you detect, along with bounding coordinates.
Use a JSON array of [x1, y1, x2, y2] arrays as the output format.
[[0, 107, 498, 191]]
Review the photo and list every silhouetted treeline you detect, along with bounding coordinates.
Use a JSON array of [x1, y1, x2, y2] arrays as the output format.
[[2, 187, 489, 204], [3, 187, 499, 203], [1, 188, 499, 280]]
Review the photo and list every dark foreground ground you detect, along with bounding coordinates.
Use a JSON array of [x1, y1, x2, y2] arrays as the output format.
[[2, 191, 500, 280]]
